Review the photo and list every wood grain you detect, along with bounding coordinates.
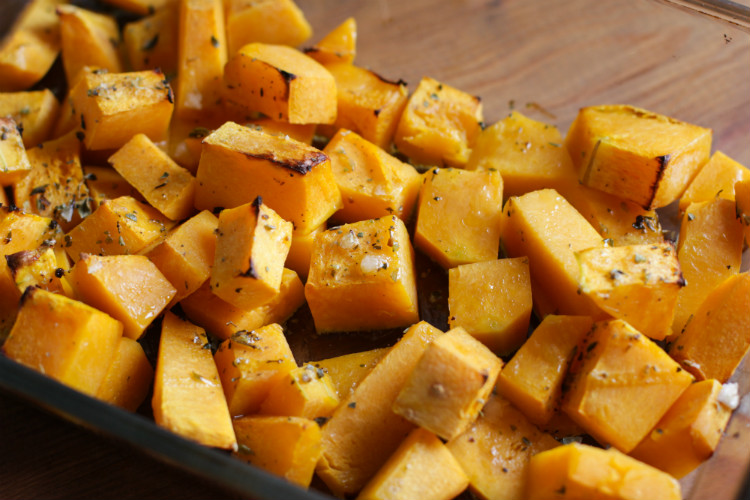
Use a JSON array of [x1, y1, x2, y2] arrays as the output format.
[[1, 0, 749, 499]]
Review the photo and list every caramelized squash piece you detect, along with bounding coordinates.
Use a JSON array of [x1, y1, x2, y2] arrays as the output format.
[[358, 428, 469, 500], [259, 364, 340, 420], [152, 311, 236, 450], [565, 104, 712, 209], [0, 118, 31, 186], [6, 245, 73, 297], [123, 4, 179, 74], [562, 319, 694, 453], [305, 17, 357, 65], [311, 347, 388, 399], [526, 443, 681, 500], [0, 89, 60, 148], [96, 336, 154, 412], [679, 151, 749, 212], [2, 287, 122, 396], [225, 0, 312, 55]]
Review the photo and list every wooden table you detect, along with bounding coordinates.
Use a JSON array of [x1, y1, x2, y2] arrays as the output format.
[[1, 0, 749, 498]]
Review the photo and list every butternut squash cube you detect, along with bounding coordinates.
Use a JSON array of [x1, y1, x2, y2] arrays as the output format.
[[630, 379, 733, 478], [57, 5, 124, 85], [679, 151, 749, 212], [305, 17, 357, 66], [96, 336, 154, 412], [83, 166, 144, 209], [245, 118, 317, 145], [64, 196, 172, 262], [0, 0, 62, 92], [6, 245, 73, 297], [305, 215, 419, 333], [123, 4, 178, 74], [669, 272, 750, 383], [224, 43, 337, 124], [71, 254, 176, 340], [152, 311, 236, 450], [211, 198, 292, 309], [415, 167, 503, 269], [180, 268, 305, 339], [672, 198, 743, 337], [175, 0, 227, 120], [213, 323, 296, 416], [565, 104, 712, 209], [260, 364, 340, 419], [310, 347, 388, 399], [562, 319, 694, 453], [285, 223, 324, 280], [226, 0, 312, 55], [108, 134, 196, 221], [466, 112, 578, 196], [99, 0, 171, 16], [324, 63, 409, 149], [2, 287, 122, 396], [448, 258, 532, 355], [736, 178, 750, 244], [393, 327, 502, 441], [526, 443, 681, 500], [445, 393, 560, 500], [394, 76, 483, 167], [71, 69, 174, 151], [0, 118, 31, 186], [324, 129, 421, 223], [496, 315, 594, 426], [358, 427, 469, 500], [501, 188, 606, 318], [195, 121, 342, 233], [576, 242, 683, 340], [233, 415, 321, 488], [316, 321, 443, 497], [14, 133, 88, 232], [146, 210, 217, 304], [0, 89, 60, 148]]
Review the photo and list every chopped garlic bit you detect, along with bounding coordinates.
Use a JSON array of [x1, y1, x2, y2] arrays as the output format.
[[718, 382, 739, 410]]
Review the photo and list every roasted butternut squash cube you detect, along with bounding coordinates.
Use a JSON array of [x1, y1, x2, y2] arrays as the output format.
[[324, 63, 408, 149], [175, 0, 227, 120], [245, 117, 317, 145], [562, 319, 694, 453], [83, 166, 144, 209], [446, 393, 560, 500], [394, 76, 483, 167], [305, 215, 418, 333], [64, 196, 172, 262], [415, 167, 503, 269], [152, 311, 236, 450], [96, 336, 154, 412], [317, 321, 443, 497], [0, 89, 60, 149], [393, 327, 502, 441], [6, 245, 73, 297], [224, 43, 337, 125], [233, 415, 321, 488], [260, 364, 340, 419], [679, 151, 749, 212], [57, 5, 124, 85], [2, 287, 122, 396], [672, 198, 743, 337], [213, 323, 297, 416], [576, 242, 683, 340], [195, 121, 342, 233], [146, 210, 217, 304], [108, 133, 197, 221], [71, 69, 174, 151], [526, 443, 681, 500], [630, 379, 733, 478], [226, 0, 312, 55], [211, 198, 292, 309], [565, 104, 712, 209], [496, 315, 593, 426], [736, 178, 750, 244], [0, 0, 62, 92], [305, 17, 356, 65], [358, 427, 469, 500], [310, 347, 388, 399], [467, 112, 578, 196], [123, 4, 178, 74], [71, 254, 176, 340], [180, 269, 305, 339], [448, 258, 532, 355], [0, 118, 31, 186], [324, 129, 421, 223], [669, 272, 750, 383], [501, 188, 606, 318], [285, 223, 324, 280]]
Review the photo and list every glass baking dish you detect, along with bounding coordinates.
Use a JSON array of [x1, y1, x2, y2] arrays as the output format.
[[1, 0, 749, 498]]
